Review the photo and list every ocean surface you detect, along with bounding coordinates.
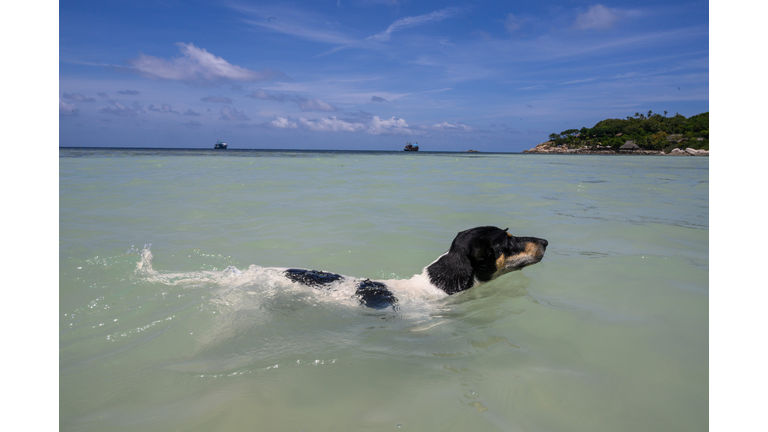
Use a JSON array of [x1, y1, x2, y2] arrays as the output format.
[[59, 148, 708, 432]]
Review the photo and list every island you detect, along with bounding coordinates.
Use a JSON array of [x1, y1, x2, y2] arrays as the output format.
[[524, 111, 708, 156]]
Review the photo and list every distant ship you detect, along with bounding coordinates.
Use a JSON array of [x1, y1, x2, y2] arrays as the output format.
[[404, 142, 419, 151], [214, 140, 227, 149]]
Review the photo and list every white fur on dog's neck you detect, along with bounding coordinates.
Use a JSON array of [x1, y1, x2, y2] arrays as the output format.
[[378, 271, 449, 300]]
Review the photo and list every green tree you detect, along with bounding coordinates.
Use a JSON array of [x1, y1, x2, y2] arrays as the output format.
[[544, 111, 707, 150]]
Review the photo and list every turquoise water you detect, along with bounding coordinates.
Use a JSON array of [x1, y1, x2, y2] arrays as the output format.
[[60, 149, 708, 431]]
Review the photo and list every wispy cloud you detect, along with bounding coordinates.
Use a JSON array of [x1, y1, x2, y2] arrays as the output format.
[[295, 97, 338, 112], [234, 4, 358, 46], [201, 95, 234, 104], [504, 14, 521, 35], [60, 99, 78, 115], [182, 120, 203, 129], [419, 121, 477, 132], [118, 90, 141, 95], [248, 89, 338, 111], [558, 77, 599, 86], [574, 4, 622, 30], [148, 104, 180, 114], [219, 106, 249, 121], [63, 93, 95, 102], [245, 19, 357, 46], [368, 7, 463, 41], [247, 89, 290, 102], [127, 43, 284, 84], [97, 101, 144, 117]]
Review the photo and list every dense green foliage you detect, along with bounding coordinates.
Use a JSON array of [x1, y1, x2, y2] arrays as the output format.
[[547, 111, 709, 151]]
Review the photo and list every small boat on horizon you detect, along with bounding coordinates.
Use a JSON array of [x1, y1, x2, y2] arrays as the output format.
[[404, 142, 419, 151], [214, 140, 228, 149]]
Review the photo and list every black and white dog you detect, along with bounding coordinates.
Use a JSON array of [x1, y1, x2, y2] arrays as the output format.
[[283, 226, 548, 309]]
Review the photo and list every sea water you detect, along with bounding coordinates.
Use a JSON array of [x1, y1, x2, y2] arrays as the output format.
[[59, 148, 708, 431]]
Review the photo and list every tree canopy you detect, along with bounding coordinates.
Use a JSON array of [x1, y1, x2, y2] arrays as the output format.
[[546, 111, 709, 151]]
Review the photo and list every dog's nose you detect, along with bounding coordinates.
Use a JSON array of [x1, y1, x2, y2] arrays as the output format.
[[540, 239, 548, 248]]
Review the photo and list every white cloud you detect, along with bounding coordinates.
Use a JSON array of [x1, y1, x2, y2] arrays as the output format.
[[128, 43, 281, 84], [298, 116, 366, 132], [368, 7, 463, 41], [295, 97, 338, 111], [60, 99, 78, 115], [574, 5, 622, 30], [420, 121, 477, 132], [366, 116, 419, 135], [98, 101, 143, 117], [264, 114, 421, 136], [270, 117, 298, 129], [219, 106, 249, 121], [63, 93, 95, 102]]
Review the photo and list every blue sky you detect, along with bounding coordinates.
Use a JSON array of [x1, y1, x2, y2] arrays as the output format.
[[59, 0, 709, 151]]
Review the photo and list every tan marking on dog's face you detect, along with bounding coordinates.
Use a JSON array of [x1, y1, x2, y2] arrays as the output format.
[[496, 254, 506, 271], [496, 243, 545, 276], [507, 232, 512, 238]]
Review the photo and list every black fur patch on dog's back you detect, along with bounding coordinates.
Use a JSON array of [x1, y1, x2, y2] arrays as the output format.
[[284, 269, 343, 287], [355, 279, 398, 310]]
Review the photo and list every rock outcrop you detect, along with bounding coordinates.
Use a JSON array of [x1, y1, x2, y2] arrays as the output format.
[[523, 141, 708, 156]]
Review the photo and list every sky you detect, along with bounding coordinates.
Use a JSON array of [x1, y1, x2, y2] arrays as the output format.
[[59, 0, 709, 151]]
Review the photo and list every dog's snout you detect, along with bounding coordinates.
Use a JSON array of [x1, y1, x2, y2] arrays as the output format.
[[540, 239, 548, 248]]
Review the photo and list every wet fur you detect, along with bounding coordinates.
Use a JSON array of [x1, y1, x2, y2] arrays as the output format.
[[283, 226, 548, 309]]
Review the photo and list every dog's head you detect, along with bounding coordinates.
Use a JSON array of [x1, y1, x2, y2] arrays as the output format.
[[428, 226, 548, 294], [457, 226, 548, 280]]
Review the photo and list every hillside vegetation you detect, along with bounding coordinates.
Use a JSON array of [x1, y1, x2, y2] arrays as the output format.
[[547, 111, 709, 152]]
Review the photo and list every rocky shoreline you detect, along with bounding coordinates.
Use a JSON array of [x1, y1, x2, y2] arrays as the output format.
[[522, 141, 709, 156]]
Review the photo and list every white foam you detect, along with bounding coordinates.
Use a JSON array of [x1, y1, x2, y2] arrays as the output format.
[[133, 245, 448, 313]]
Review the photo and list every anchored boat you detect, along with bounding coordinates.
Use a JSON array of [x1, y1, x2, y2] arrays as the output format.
[[403, 142, 419, 151], [214, 140, 228, 149]]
